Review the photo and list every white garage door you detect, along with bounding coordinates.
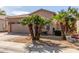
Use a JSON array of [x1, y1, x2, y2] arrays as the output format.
[[0, 20, 4, 31], [11, 24, 30, 33]]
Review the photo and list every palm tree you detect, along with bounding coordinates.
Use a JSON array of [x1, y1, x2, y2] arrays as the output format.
[[52, 7, 79, 39], [65, 15, 76, 35], [52, 10, 67, 39], [20, 15, 51, 42], [65, 7, 79, 35]]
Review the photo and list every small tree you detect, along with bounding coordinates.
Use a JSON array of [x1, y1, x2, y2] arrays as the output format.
[[52, 10, 67, 39], [20, 15, 51, 42], [65, 7, 79, 34], [52, 7, 79, 40]]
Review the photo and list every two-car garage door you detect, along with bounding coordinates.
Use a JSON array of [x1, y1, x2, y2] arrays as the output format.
[[11, 24, 30, 34]]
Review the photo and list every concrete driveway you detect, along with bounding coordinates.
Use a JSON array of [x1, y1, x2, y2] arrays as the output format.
[[0, 32, 28, 53], [0, 32, 26, 41]]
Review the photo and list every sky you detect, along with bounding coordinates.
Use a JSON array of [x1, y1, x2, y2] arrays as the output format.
[[1, 6, 79, 16]]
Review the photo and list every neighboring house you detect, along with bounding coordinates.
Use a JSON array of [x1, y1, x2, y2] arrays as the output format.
[[0, 16, 8, 32], [6, 9, 56, 34]]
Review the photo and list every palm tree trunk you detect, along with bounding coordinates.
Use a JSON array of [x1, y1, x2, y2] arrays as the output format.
[[34, 24, 40, 40], [71, 21, 76, 33], [60, 23, 66, 40], [28, 24, 35, 40], [37, 25, 42, 40], [62, 29, 66, 40], [34, 24, 38, 40], [65, 21, 70, 34], [34, 24, 42, 41]]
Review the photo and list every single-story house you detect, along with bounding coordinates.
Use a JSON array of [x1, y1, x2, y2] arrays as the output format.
[[6, 9, 56, 35], [0, 16, 8, 32]]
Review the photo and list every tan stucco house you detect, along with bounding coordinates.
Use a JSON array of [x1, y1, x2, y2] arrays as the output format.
[[6, 9, 56, 35]]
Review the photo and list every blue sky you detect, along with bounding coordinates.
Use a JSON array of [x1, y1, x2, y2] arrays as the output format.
[[2, 6, 79, 15]]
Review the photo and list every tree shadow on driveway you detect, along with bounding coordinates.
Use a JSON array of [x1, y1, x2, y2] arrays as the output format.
[[25, 40, 68, 53]]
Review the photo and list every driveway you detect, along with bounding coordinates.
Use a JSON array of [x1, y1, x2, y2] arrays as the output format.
[[0, 32, 79, 53], [0, 32, 28, 53], [0, 41, 26, 53], [0, 32, 26, 41]]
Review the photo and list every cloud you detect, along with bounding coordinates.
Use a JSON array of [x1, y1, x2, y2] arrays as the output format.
[[11, 11, 30, 15]]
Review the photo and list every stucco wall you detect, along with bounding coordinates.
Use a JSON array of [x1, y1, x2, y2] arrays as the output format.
[[8, 18, 22, 23], [0, 19, 7, 32]]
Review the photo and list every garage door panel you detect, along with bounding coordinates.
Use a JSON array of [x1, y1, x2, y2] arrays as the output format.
[[11, 24, 30, 33]]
